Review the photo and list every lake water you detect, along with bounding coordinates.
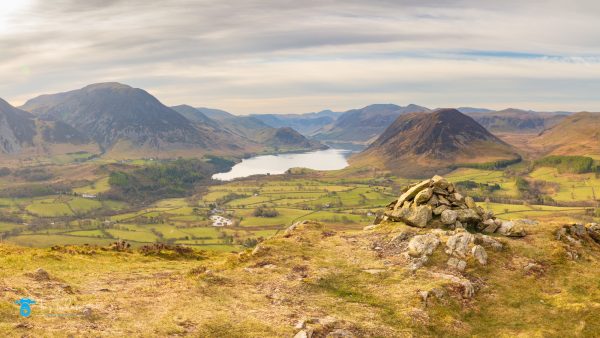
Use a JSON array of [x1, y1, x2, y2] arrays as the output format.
[[212, 148, 352, 181]]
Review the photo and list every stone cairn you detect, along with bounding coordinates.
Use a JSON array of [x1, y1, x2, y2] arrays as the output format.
[[375, 175, 525, 237]]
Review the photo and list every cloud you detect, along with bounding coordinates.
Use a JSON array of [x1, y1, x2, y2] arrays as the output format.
[[1, 0, 600, 113]]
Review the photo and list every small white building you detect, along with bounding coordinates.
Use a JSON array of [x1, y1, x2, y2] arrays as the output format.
[[210, 215, 233, 227], [82, 193, 97, 199]]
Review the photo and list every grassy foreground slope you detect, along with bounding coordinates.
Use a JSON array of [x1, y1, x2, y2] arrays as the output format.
[[1, 215, 599, 337]]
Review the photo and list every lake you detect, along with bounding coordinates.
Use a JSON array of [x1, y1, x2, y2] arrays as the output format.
[[212, 148, 352, 181]]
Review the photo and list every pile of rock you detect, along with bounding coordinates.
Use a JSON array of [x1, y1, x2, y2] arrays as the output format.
[[556, 222, 600, 260], [377, 175, 525, 237]]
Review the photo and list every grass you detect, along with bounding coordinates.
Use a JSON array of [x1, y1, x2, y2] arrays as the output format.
[[66, 230, 105, 237], [73, 177, 111, 194], [0, 222, 24, 232], [68, 197, 103, 213], [106, 229, 158, 242], [2, 166, 596, 251], [528, 167, 600, 202], [26, 199, 74, 217], [6, 234, 114, 247]]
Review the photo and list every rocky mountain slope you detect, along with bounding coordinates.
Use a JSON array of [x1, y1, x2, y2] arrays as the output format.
[[21, 83, 219, 155], [0, 98, 36, 153], [467, 108, 567, 133], [314, 104, 430, 147], [171, 105, 272, 140], [170, 104, 220, 128], [0, 98, 101, 161], [528, 112, 600, 156], [352, 109, 520, 177]]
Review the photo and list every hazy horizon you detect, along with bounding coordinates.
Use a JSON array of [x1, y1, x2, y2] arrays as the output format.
[[2, 0, 600, 114]]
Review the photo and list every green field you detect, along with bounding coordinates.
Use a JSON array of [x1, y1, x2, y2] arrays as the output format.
[[528, 167, 600, 202], [2, 165, 597, 250]]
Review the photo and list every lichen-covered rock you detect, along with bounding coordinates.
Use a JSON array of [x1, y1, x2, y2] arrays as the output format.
[[432, 205, 448, 215], [408, 234, 440, 257], [414, 188, 433, 204], [431, 272, 475, 298], [465, 196, 477, 209], [471, 245, 488, 265], [446, 232, 474, 257], [497, 221, 526, 237], [568, 223, 587, 237], [394, 179, 432, 209], [447, 257, 467, 271], [587, 223, 600, 244], [409, 205, 433, 228], [475, 234, 503, 251], [432, 175, 450, 189], [456, 209, 481, 224], [440, 209, 457, 225], [482, 219, 499, 233]]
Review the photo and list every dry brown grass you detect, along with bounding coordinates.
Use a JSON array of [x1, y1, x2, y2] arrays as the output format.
[[1, 215, 600, 337]]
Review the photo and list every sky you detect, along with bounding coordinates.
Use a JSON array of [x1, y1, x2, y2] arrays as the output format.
[[1, 0, 600, 114]]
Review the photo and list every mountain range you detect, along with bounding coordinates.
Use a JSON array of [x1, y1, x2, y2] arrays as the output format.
[[311, 104, 431, 148], [466, 108, 568, 134], [3, 83, 324, 160], [170, 105, 324, 153], [251, 110, 343, 135], [3, 82, 598, 173]]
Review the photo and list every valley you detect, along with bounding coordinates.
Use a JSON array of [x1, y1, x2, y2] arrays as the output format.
[[0, 153, 597, 253]]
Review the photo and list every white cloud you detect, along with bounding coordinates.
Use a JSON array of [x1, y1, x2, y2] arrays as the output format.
[[1, 0, 600, 113]]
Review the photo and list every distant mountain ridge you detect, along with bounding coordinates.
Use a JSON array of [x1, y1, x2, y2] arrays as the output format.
[[466, 108, 568, 133], [528, 112, 600, 156], [255, 127, 327, 151], [251, 110, 343, 136], [352, 109, 520, 177], [313, 104, 431, 147], [170, 105, 326, 152]]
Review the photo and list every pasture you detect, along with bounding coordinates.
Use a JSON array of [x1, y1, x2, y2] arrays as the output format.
[[2, 169, 597, 251]]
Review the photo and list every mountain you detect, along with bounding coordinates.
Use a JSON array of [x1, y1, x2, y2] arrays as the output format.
[[172, 106, 275, 141], [352, 108, 520, 177], [21, 83, 213, 151], [170, 104, 219, 128], [171, 105, 326, 152], [0, 98, 36, 153], [528, 112, 600, 156], [195, 107, 236, 121], [313, 104, 430, 148], [457, 107, 494, 114], [40, 120, 90, 145], [0, 98, 102, 160], [254, 127, 326, 151], [467, 108, 568, 133], [251, 110, 343, 136]]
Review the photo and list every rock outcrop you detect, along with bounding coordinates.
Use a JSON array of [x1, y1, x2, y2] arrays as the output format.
[[377, 175, 526, 237]]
